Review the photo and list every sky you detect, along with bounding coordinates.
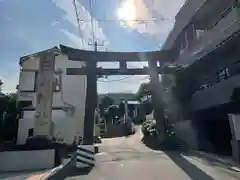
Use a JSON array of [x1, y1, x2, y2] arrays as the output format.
[[0, 0, 185, 94]]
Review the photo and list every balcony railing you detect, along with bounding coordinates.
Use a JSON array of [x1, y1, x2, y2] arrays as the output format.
[[191, 62, 240, 111], [196, 6, 233, 39], [191, 74, 240, 111], [177, 7, 240, 66], [191, 59, 240, 92]]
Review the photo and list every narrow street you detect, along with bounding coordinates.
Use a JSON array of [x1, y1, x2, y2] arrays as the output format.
[[54, 126, 240, 180]]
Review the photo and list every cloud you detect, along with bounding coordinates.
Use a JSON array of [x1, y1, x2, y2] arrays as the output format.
[[51, 21, 60, 27], [0, 61, 19, 93], [60, 29, 86, 49], [52, 0, 109, 50], [0, 75, 18, 93], [5, 17, 12, 21], [117, 0, 186, 42], [0, 62, 19, 93]]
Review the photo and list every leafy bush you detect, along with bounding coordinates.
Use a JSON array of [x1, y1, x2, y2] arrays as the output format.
[[0, 93, 18, 142], [141, 119, 156, 136]]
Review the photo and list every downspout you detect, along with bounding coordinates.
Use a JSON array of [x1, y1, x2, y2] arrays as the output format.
[[57, 69, 75, 115]]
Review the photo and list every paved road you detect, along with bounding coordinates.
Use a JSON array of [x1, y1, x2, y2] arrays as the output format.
[[55, 127, 240, 180]]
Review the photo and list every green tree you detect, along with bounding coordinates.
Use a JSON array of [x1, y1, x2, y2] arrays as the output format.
[[100, 96, 114, 109], [0, 79, 3, 92], [136, 82, 152, 100], [0, 93, 18, 142], [99, 96, 114, 117]]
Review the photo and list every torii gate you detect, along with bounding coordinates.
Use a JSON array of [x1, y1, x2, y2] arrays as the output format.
[[60, 44, 174, 145]]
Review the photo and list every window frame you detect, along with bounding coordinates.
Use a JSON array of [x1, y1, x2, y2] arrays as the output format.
[[19, 69, 61, 93]]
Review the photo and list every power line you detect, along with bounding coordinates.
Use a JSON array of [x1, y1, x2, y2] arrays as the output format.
[[73, 0, 169, 49], [73, 0, 84, 47], [89, 0, 95, 45], [98, 75, 149, 83], [76, 18, 169, 28], [98, 75, 134, 82], [77, 17, 171, 23], [73, 0, 170, 30]]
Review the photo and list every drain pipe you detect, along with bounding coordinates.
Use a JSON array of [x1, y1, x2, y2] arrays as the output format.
[[56, 69, 75, 116]]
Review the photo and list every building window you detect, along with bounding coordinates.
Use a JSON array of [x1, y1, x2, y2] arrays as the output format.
[[28, 128, 34, 137], [196, 30, 205, 40], [18, 100, 32, 109], [34, 72, 38, 92], [217, 68, 229, 81], [53, 75, 61, 92], [19, 71, 38, 92], [20, 70, 61, 93]]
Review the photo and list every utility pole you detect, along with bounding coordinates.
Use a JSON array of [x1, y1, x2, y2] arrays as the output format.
[[82, 41, 104, 145]]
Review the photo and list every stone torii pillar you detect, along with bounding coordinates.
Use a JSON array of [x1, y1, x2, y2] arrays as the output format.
[[148, 60, 166, 142]]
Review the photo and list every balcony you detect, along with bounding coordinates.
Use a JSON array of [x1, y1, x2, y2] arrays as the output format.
[[177, 7, 240, 66], [175, 0, 206, 24], [191, 74, 240, 111], [163, 0, 206, 50]]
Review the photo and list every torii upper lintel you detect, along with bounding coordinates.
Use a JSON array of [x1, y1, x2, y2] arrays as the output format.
[[59, 44, 172, 62]]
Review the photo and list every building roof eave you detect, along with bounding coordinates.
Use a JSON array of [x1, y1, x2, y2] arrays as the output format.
[[19, 46, 60, 66]]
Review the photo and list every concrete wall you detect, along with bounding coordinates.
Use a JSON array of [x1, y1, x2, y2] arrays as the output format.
[[17, 52, 86, 145], [0, 150, 54, 172]]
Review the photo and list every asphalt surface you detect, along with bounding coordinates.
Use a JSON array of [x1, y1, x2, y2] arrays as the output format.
[[53, 126, 240, 180]]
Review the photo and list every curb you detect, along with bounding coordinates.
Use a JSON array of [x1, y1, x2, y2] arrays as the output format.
[[192, 151, 240, 172], [41, 159, 72, 180]]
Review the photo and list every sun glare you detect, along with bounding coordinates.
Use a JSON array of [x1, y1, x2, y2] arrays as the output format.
[[117, 0, 137, 27]]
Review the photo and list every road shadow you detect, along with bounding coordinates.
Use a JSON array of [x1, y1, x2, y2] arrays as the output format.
[[181, 151, 240, 173], [141, 134, 215, 180], [48, 160, 93, 180], [141, 134, 161, 150], [164, 151, 215, 180], [141, 133, 188, 151]]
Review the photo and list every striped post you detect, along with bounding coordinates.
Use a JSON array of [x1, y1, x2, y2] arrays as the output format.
[[76, 145, 95, 168]]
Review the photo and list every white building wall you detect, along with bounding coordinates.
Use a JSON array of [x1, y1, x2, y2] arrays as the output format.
[[18, 71, 35, 92], [17, 52, 86, 145], [54, 54, 86, 138], [0, 150, 55, 171], [21, 56, 39, 69], [17, 110, 76, 145]]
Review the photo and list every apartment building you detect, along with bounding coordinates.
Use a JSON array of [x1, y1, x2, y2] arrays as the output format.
[[163, 0, 240, 113], [162, 0, 240, 159]]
